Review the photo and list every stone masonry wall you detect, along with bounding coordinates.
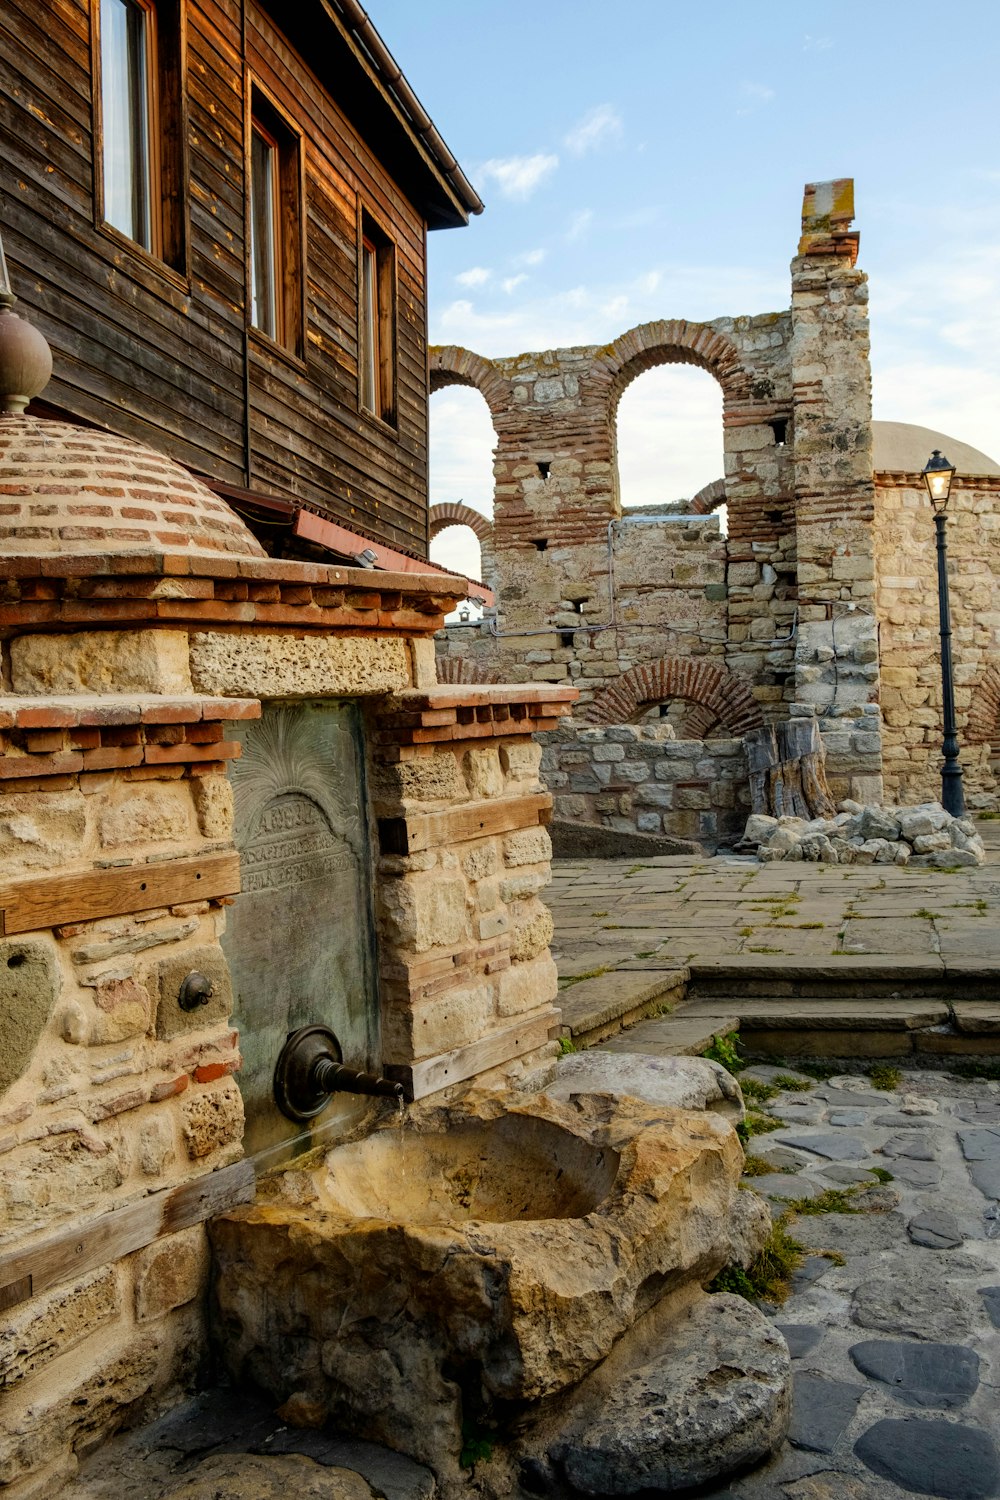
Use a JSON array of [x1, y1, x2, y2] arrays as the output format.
[[874, 475, 1000, 807], [539, 723, 751, 851], [0, 705, 250, 1499]]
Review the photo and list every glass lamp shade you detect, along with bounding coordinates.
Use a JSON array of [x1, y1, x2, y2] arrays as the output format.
[[922, 450, 956, 511]]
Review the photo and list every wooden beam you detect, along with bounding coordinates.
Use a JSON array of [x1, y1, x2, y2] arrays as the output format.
[[385, 1009, 559, 1101], [0, 851, 241, 936], [390, 793, 552, 855], [0, 1159, 255, 1311]]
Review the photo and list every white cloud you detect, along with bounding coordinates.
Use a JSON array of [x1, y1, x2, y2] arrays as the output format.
[[803, 33, 833, 51], [515, 248, 546, 267], [736, 81, 775, 115], [478, 153, 558, 201], [567, 209, 593, 242], [502, 274, 527, 295], [564, 104, 623, 156], [455, 266, 491, 288]]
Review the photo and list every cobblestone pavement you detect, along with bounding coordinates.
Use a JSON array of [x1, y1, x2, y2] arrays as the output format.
[[545, 822, 1000, 980], [704, 1064, 1000, 1499]]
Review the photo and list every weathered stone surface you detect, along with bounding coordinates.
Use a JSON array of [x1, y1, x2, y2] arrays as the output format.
[[0, 790, 88, 876], [546, 1293, 790, 1495], [154, 944, 234, 1040], [781, 1132, 868, 1161], [0, 1267, 120, 1390], [134, 1226, 207, 1323], [211, 1093, 746, 1472], [11, 629, 192, 694], [191, 773, 235, 839], [97, 784, 194, 849], [907, 1210, 964, 1249], [180, 1081, 244, 1160], [958, 1128, 1000, 1199], [849, 1339, 979, 1408], [508, 897, 555, 962], [787, 1372, 864, 1453], [852, 1278, 971, 1341], [462, 747, 505, 799], [882, 1132, 937, 1161], [159, 1453, 375, 1499], [496, 953, 558, 1018], [380, 874, 470, 953], [782, 1477, 880, 1500], [0, 938, 59, 1097], [888, 1160, 943, 1188], [190, 632, 411, 698], [855, 1418, 1000, 1498], [502, 827, 553, 867], [775, 1322, 824, 1359], [536, 1050, 745, 1120], [979, 1287, 1000, 1330]]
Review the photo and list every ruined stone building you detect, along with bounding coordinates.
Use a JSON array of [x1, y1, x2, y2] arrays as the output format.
[[432, 181, 1000, 847]]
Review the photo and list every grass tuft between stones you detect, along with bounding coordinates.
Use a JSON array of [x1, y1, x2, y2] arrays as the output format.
[[710, 1213, 804, 1304], [868, 1064, 902, 1090]]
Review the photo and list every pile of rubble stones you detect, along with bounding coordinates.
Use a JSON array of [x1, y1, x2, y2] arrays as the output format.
[[742, 800, 986, 866]]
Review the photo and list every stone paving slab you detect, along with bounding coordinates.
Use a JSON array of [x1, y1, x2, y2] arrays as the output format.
[[594, 1013, 741, 1058], [557, 968, 687, 1042]]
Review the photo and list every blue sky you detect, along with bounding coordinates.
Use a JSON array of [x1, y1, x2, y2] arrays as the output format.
[[371, 1, 1000, 577]]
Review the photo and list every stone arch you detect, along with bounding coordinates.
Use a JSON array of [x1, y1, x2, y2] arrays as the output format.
[[688, 478, 727, 515], [965, 664, 1000, 744], [584, 656, 764, 737], [429, 346, 513, 420], [598, 319, 754, 414], [428, 503, 497, 593], [435, 656, 502, 686]]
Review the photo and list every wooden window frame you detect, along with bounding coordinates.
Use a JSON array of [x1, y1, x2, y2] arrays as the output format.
[[247, 85, 305, 361], [91, 0, 188, 276], [358, 207, 397, 428]]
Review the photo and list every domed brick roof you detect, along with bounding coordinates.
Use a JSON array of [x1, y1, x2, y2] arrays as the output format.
[[0, 415, 265, 557]]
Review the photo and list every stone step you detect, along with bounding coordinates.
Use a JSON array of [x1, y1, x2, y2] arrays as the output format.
[[591, 1011, 740, 1059], [557, 967, 689, 1048], [688, 955, 1000, 1001], [681, 997, 951, 1031]]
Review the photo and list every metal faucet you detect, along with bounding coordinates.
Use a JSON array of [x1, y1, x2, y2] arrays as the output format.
[[274, 1023, 404, 1122]]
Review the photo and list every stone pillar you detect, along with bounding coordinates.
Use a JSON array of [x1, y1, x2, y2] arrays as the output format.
[[790, 179, 881, 761]]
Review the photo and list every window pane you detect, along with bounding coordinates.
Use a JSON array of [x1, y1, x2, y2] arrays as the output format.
[[250, 128, 278, 339], [101, 0, 152, 248], [360, 241, 378, 412]]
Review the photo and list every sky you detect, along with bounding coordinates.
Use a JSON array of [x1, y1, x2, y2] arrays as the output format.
[[370, 1, 1000, 583]]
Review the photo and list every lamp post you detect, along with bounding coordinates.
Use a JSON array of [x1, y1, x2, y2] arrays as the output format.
[[921, 449, 965, 816]]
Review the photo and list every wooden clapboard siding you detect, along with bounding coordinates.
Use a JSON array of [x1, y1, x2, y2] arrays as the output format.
[[0, 0, 437, 556]]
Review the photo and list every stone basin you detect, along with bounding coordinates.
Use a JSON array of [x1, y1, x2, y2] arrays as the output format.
[[210, 1091, 749, 1477], [310, 1113, 619, 1223]]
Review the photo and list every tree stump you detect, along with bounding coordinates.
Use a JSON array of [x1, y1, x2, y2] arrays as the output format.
[[744, 718, 836, 821]]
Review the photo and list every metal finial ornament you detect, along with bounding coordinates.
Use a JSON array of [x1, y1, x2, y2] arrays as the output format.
[[0, 227, 53, 414]]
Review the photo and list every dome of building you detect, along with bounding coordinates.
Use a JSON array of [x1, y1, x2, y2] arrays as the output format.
[[0, 415, 266, 557], [872, 421, 1000, 477]]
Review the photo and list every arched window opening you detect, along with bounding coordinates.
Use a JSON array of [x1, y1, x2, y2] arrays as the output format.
[[429, 386, 495, 586], [615, 364, 726, 532]]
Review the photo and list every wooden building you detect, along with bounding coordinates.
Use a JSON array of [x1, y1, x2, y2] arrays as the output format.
[[0, 0, 482, 564]]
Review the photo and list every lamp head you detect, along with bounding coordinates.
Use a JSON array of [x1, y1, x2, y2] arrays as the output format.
[[922, 449, 956, 512]]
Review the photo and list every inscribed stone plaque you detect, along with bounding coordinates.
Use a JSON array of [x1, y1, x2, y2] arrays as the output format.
[[223, 701, 378, 1157]]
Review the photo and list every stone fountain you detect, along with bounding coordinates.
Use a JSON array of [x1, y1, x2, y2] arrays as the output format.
[[210, 1058, 791, 1497]]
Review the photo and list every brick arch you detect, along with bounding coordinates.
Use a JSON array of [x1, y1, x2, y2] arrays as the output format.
[[688, 478, 727, 515], [429, 502, 494, 546], [435, 656, 502, 686], [429, 346, 513, 419], [966, 664, 1000, 744], [598, 319, 755, 413], [584, 656, 764, 736]]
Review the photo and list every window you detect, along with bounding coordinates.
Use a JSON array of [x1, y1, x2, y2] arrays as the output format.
[[248, 90, 303, 354], [359, 212, 396, 424], [250, 122, 280, 340], [101, 0, 153, 248], [96, 0, 184, 268]]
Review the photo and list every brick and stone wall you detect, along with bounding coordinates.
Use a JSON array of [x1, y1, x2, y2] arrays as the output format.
[[874, 474, 1000, 806]]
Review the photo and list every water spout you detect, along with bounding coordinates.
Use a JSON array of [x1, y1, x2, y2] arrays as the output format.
[[273, 1023, 404, 1122]]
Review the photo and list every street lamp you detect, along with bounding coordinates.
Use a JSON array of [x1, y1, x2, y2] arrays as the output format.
[[921, 449, 965, 816]]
